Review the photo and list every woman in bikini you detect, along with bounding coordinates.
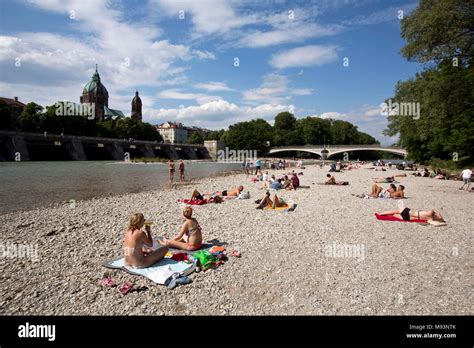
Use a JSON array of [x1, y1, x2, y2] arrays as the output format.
[[159, 207, 203, 251], [379, 208, 445, 222], [123, 213, 169, 268], [168, 160, 175, 186]]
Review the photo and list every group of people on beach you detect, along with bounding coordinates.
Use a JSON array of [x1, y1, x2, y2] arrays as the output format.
[[167, 159, 185, 186], [123, 158, 462, 269]]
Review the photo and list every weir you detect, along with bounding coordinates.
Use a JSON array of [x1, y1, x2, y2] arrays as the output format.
[[0, 131, 211, 161]]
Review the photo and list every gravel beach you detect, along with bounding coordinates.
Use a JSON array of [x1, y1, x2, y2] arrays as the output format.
[[0, 164, 472, 315]]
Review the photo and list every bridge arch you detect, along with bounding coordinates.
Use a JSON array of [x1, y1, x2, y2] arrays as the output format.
[[326, 148, 407, 159], [268, 148, 322, 158]]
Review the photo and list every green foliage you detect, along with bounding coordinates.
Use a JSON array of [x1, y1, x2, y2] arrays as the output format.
[[0, 100, 16, 130], [221, 118, 273, 155], [16, 102, 163, 141], [188, 132, 204, 144], [19, 102, 44, 132], [205, 129, 225, 141], [385, 0, 474, 165], [400, 0, 474, 66]]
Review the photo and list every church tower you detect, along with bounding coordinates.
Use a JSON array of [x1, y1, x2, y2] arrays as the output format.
[[80, 65, 109, 120], [131, 90, 142, 122]]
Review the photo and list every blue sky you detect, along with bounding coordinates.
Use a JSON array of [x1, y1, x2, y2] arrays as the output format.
[[0, 0, 422, 145]]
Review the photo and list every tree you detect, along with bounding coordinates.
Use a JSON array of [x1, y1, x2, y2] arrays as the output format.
[[273, 111, 300, 146], [221, 119, 272, 155], [385, 0, 474, 165], [0, 101, 15, 130], [188, 132, 204, 144], [19, 102, 44, 132]]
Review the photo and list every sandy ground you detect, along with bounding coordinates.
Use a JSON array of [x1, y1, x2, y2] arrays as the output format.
[[0, 164, 472, 315]]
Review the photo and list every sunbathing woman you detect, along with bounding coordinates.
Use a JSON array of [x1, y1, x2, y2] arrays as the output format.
[[282, 175, 293, 190], [368, 183, 398, 198], [378, 207, 445, 222], [124, 213, 169, 268], [373, 176, 396, 183], [159, 207, 203, 251], [325, 174, 349, 185], [255, 192, 285, 209]]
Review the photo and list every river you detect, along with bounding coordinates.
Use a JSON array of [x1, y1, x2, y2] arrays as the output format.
[[0, 161, 242, 214]]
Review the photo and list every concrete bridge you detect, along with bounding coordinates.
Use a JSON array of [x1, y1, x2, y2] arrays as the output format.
[[0, 131, 211, 161], [268, 145, 407, 159]]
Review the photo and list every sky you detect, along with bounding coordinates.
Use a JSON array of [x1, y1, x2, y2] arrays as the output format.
[[0, 0, 423, 145]]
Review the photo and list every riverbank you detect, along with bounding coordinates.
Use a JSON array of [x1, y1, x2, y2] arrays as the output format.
[[0, 164, 471, 315]]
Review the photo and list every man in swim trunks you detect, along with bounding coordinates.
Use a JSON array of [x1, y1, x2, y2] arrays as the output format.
[[211, 185, 244, 197]]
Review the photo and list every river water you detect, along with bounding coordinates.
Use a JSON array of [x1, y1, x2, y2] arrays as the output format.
[[0, 161, 242, 214]]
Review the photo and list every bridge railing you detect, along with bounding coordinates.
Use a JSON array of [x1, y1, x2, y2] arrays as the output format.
[[0, 130, 204, 147], [270, 145, 405, 150]]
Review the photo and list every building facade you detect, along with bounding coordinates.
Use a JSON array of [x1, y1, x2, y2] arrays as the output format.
[[156, 122, 188, 144]]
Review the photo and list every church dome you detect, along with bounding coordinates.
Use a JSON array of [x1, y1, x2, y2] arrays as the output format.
[[83, 66, 108, 95]]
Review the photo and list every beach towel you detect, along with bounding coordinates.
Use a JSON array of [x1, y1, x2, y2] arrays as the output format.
[[102, 257, 194, 285], [374, 213, 427, 223], [178, 198, 208, 205]]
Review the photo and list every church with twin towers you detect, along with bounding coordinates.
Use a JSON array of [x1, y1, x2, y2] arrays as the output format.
[[79, 65, 142, 121]]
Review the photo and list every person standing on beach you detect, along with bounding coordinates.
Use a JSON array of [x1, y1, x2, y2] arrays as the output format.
[[459, 168, 472, 191], [179, 160, 185, 184], [168, 159, 175, 187], [255, 158, 261, 175]]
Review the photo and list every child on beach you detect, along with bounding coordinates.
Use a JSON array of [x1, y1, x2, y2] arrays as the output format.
[[159, 207, 203, 251], [123, 213, 169, 268]]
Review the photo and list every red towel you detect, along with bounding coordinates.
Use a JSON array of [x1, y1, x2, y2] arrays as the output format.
[[178, 199, 208, 205], [375, 213, 427, 223], [171, 252, 188, 261]]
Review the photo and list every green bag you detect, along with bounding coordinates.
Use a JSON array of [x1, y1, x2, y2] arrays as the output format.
[[193, 250, 219, 270]]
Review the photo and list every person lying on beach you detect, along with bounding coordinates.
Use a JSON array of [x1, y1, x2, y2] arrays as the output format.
[[366, 183, 400, 198], [124, 213, 168, 268], [373, 176, 396, 183], [255, 192, 285, 209], [282, 175, 293, 190], [325, 174, 349, 185], [190, 189, 204, 201], [378, 207, 445, 222], [207, 185, 244, 197], [159, 207, 203, 251]]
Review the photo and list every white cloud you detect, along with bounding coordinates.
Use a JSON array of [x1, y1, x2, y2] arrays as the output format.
[[1, 0, 215, 106], [158, 89, 221, 104], [194, 82, 233, 92], [242, 73, 313, 105], [153, 0, 258, 37], [270, 45, 339, 69], [238, 22, 341, 48], [145, 98, 293, 128]]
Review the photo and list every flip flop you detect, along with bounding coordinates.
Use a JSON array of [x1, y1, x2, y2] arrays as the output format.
[[118, 282, 134, 295], [231, 250, 241, 258], [101, 277, 116, 287]]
